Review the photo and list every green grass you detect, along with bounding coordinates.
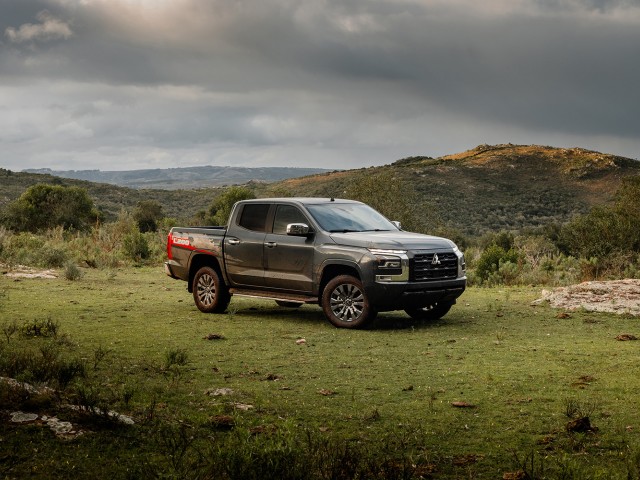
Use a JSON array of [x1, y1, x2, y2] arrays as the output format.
[[2, 267, 640, 478]]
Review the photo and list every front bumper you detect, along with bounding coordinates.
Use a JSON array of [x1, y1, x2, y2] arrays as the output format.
[[366, 277, 467, 311]]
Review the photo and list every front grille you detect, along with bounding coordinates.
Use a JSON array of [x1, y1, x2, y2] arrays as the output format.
[[411, 252, 459, 281]]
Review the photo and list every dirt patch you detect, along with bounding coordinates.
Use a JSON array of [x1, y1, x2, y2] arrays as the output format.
[[534, 279, 640, 316], [1, 264, 58, 279]]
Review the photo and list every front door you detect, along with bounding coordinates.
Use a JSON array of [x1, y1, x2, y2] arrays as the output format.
[[263, 204, 315, 293]]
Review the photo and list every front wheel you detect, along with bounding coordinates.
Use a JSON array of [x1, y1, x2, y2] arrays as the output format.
[[321, 275, 376, 329], [404, 302, 453, 321], [192, 266, 230, 313]]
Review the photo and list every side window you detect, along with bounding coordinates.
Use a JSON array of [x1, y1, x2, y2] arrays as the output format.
[[272, 205, 308, 235], [238, 204, 270, 232]]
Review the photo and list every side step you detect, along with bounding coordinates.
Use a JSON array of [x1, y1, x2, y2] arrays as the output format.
[[229, 288, 318, 304]]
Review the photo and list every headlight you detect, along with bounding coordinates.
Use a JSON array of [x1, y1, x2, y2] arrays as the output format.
[[369, 248, 407, 256], [368, 248, 406, 269]]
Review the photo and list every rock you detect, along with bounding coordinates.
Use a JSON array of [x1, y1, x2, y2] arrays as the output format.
[[205, 387, 234, 396], [616, 334, 638, 341], [318, 389, 336, 396], [204, 333, 224, 340], [209, 415, 235, 430], [534, 280, 640, 316], [10, 412, 38, 423], [566, 416, 597, 433], [451, 401, 476, 408]]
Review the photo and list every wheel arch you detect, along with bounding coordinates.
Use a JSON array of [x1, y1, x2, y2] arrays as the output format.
[[318, 262, 361, 298], [188, 254, 224, 293]]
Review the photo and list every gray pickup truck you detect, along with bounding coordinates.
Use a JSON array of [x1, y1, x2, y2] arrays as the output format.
[[165, 198, 466, 328]]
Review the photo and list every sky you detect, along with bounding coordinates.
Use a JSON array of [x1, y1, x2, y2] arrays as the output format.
[[1, 0, 639, 172]]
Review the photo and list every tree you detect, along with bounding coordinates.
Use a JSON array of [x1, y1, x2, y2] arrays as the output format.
[[133, 200, 164, 233], [208, 186, 255, 225], [1, 184, 100, 232], [345, 170, 438, 233], [558, 175, 640, 257]]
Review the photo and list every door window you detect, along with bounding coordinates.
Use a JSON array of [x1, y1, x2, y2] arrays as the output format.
[[238, 204, 270, 232], [272, 205, 308, 235]]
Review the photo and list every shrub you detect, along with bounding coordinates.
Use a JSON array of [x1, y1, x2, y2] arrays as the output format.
[[133, 200, 164, 233], [38, 245, 69, 268], [21, 317, 59, 338], [63, 261, 84, 281], [474, 245, 521, 284], [208, 186, 255, 226], [2, 184, 100, 232], [123, 232, 150, 262]]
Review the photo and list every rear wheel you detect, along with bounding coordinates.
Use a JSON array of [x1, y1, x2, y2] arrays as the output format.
[[404, 302, 453, 321], [321, 275, 376, 329], [192, 266, 230, 313]]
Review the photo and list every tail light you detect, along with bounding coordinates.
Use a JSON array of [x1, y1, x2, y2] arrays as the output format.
[[166, 232, 173, 260]]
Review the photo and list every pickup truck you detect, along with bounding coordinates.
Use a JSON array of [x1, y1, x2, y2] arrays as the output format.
[[165, 198, 466, 329]]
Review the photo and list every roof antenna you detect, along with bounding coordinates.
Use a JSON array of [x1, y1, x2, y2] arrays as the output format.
[[330, 197, 335, 202]]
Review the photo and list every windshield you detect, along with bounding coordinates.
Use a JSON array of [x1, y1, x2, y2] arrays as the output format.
[[306, 203, 399, 233]]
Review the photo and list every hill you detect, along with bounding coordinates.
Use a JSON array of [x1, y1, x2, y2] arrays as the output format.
[[0, 169, 221, 221], [257, 144, 640, 235], [3, 144, 639, 235], [22, 165, 332, 190]]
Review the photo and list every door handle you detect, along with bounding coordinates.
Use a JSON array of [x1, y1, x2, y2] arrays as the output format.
[[265, 241, 277, 248], [227, 238, 240, 246]]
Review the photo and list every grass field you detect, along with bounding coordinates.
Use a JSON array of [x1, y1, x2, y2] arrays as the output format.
[[1, 267, 640, 479]]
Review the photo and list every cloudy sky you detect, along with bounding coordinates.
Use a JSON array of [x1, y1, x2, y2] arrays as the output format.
[[1, 0, 639, 172]]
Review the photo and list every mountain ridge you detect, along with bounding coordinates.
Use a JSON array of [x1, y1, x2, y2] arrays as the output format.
[[22, 165, 334, 190], [4, 144, 640, 235]]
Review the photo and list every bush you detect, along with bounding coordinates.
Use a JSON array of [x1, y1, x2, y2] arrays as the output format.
[[63, 261, 84, 281], [38, 246, 69, 268], [133, 200, 164, 233], [21, 317, 59, 338], [474, 244, 521, 284], [208, 186, 255, 226], [123, 232, 150, 262], [2, 184, 100, 232]]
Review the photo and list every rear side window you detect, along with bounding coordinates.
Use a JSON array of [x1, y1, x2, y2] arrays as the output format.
[[238, 204, 270, 232]]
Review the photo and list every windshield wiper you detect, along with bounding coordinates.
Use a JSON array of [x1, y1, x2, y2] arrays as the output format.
[[329, 229, 361, 233], [360, 229, 391, 232]]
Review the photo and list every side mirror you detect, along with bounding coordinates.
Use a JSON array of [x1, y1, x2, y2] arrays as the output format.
[[391, 221, 402, 230], [287, 223, 311, 236]]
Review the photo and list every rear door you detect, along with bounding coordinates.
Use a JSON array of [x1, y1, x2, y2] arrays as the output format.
[[263, 204, 315, 293], [224, 203, 271, 287]]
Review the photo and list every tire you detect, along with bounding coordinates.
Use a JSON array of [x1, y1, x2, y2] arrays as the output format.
[[404, 302, 453, 321], [275, 300, 303, 308], [321, 275, 376, 329], [192, 266, 230, 313]]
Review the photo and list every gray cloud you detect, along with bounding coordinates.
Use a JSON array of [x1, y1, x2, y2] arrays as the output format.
[[0, 0, 639, 172], [5, 9, 72, 44]]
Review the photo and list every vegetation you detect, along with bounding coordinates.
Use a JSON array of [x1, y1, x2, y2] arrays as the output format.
[[345, 170, 437, 233], [207, 186, 256, 226], [3, 144, 640, 234], [133, 200, 165, 233], [2, 270, 640, 478], [1, 145, 640, 478], [1, 184, 101, 232]]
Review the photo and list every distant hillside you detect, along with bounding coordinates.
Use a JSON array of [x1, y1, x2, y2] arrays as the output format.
[[4, 144, 640, 235], [0, 168, 222, 221], [257, 144, 640, 235], [23, 165, 332, 190]]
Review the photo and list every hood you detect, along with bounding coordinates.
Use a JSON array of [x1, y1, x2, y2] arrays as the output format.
[[329, 231, 455, 251]]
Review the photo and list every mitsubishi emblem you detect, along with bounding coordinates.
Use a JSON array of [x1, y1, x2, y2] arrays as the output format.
[[431, 254, 441, 265]]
